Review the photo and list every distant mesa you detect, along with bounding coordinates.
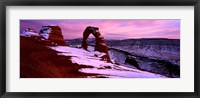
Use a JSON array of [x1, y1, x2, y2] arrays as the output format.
[[82, 26, 111, 62]]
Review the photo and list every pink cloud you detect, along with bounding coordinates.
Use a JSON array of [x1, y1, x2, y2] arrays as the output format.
[[20, 19, 180, 39]]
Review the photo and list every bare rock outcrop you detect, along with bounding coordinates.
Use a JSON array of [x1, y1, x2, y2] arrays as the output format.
[[39, 26, 67, 46]]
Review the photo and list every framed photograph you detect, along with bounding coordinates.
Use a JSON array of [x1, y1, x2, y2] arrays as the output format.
[[0, 0, 199, 98]]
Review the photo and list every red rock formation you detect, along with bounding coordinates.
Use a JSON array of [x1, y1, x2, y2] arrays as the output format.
[[82, 26, 111, 62], [20, 36, 95, 78], [40, 26, 67, 46]]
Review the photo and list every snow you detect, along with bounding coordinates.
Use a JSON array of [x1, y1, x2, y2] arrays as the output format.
[[20, 31, 39, 37], [49, 46, 167, 78], [40, 33, 49, 39], [40, 26, 52, 39], [21, 28, 39, 37], [49, 46, 107, 68], [41, 38, 45, 41], [80, 68, 166, 78], [87, 46, 95, 52]]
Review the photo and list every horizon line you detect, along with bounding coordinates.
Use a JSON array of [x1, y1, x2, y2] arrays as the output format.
[[65, 37, 180, 40]]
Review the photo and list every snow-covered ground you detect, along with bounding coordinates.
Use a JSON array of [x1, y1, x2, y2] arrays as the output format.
[[49, 46, 167, 78], [20, 31, 39, 37], [21, 27, 51, 39]]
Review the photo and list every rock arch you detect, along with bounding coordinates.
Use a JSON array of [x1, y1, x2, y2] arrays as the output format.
[[82, 26, 111, 62]]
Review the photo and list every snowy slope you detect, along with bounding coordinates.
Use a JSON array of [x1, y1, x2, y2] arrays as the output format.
[[49, 46, 167, 78], [20, 28, 39, 37], [20, 32, 39, 37]]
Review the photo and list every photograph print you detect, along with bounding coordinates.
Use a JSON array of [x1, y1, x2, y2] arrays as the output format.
[[20, 19, 180, 78]]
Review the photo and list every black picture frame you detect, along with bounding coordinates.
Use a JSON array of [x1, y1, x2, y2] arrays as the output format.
[[0, 0, 199, 98]]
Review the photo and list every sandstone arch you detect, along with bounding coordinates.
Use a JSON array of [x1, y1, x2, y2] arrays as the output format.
[[82, 26, 111, 62]]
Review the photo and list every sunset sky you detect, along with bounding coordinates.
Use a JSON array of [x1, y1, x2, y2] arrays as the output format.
[[20, 20, 180, 40]]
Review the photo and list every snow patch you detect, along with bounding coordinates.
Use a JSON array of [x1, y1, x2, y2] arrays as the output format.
[[21, 28, 39, 37], [40, 33, 49, 39], [20, 32, 39, 37], [39, 26, 52, 39], [49, 46, 167, 78], [49, 46, 108, 68], [87, 46, 95, 52], [80, 68, 166, 78]]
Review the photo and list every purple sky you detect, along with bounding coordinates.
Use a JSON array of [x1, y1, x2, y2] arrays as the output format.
[[20, 19, 180, 40]]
